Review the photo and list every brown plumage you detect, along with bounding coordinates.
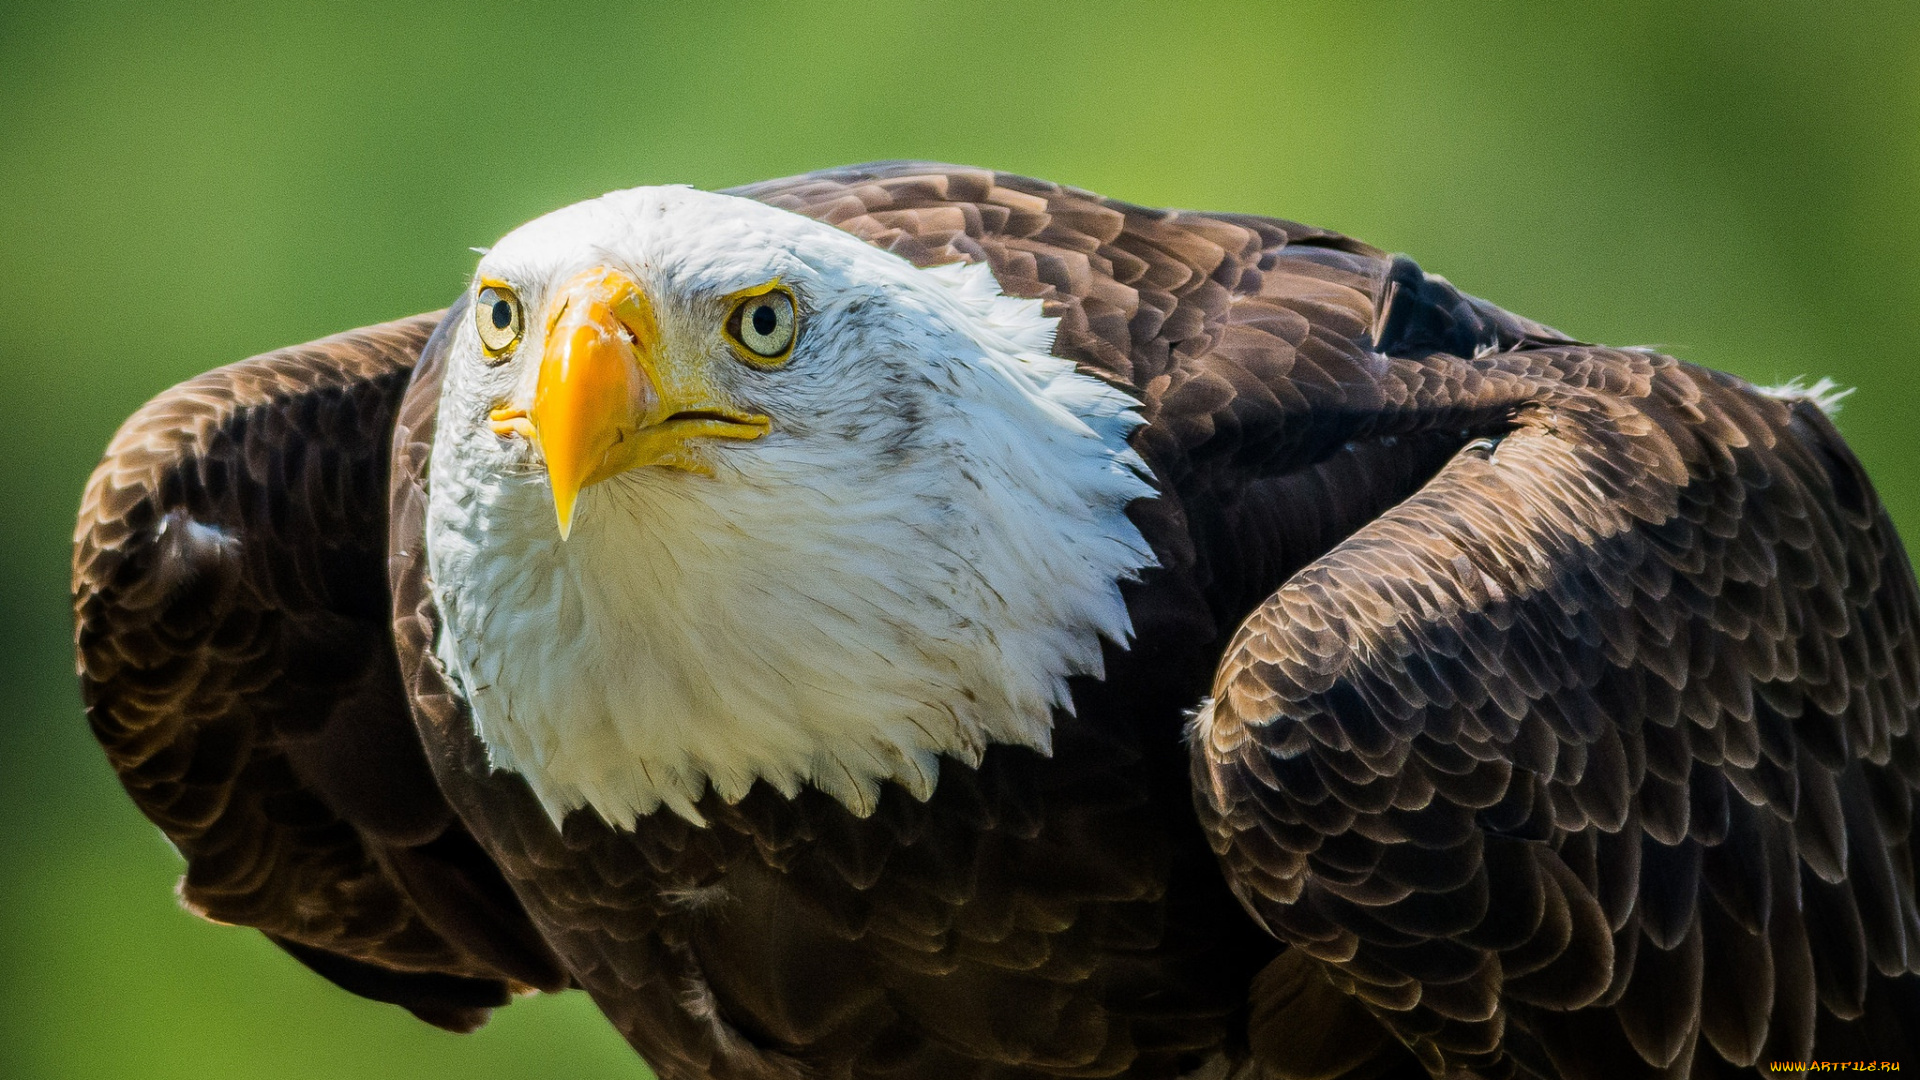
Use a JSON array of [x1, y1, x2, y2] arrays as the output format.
[[73, 162, 1920, 1079]]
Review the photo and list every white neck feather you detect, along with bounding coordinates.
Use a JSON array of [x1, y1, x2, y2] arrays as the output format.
[[426, 254, 1155, 827]]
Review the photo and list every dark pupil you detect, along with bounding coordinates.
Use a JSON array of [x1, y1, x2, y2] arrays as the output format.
[[490, 298, 513, 330], [751, 303, 778, 337]]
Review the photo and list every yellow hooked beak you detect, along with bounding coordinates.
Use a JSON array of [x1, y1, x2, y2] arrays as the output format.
[[488, 267, 770, 539]]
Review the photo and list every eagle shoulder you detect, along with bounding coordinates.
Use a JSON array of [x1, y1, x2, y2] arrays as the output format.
[[1192, 344, 1920, 1076]]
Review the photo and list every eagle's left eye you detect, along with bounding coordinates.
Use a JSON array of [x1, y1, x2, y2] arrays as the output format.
[[727, 289, 797, 362]]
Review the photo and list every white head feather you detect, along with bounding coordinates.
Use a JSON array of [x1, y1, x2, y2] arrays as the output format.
[[425, 186, 1156, 826]]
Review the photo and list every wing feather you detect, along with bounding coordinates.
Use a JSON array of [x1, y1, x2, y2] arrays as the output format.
[[74, 313, 566, 1031], [1192, 340, 1920, 1075]]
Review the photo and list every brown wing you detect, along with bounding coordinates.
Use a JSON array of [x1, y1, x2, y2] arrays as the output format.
[[74, 312, 567, 1032], [1191, 340, 1920, 1077]]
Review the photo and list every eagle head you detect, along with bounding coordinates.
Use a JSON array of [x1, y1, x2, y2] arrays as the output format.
[[424, 186, 1156, 826]]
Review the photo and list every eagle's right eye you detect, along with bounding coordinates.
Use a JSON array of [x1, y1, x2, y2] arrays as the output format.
[[475, 283, 523, 359]]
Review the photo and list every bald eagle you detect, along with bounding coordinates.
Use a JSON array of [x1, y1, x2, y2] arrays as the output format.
[[73, 163, 1920, 1080]]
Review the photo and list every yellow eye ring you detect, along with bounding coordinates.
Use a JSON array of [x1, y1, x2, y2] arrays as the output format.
[[475, 281, 523, 359], [725, 287, 797, 364]]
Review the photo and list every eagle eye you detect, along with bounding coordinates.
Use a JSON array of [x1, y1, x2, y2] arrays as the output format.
[[475, 283, 523, 359], [726, 288, 797, 363]]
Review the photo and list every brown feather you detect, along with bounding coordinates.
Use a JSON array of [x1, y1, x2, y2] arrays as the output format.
[[72, 313, 567, 1030]]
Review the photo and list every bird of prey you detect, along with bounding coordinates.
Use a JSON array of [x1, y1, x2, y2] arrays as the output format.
[[72, 162, 1920, 1080]]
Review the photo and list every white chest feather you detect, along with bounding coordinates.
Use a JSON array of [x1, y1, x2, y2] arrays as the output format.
[[426, 249, 1155, 827]]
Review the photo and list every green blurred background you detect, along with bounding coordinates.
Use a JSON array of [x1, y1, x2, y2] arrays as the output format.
[[2, 1, 1916, 1076]]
